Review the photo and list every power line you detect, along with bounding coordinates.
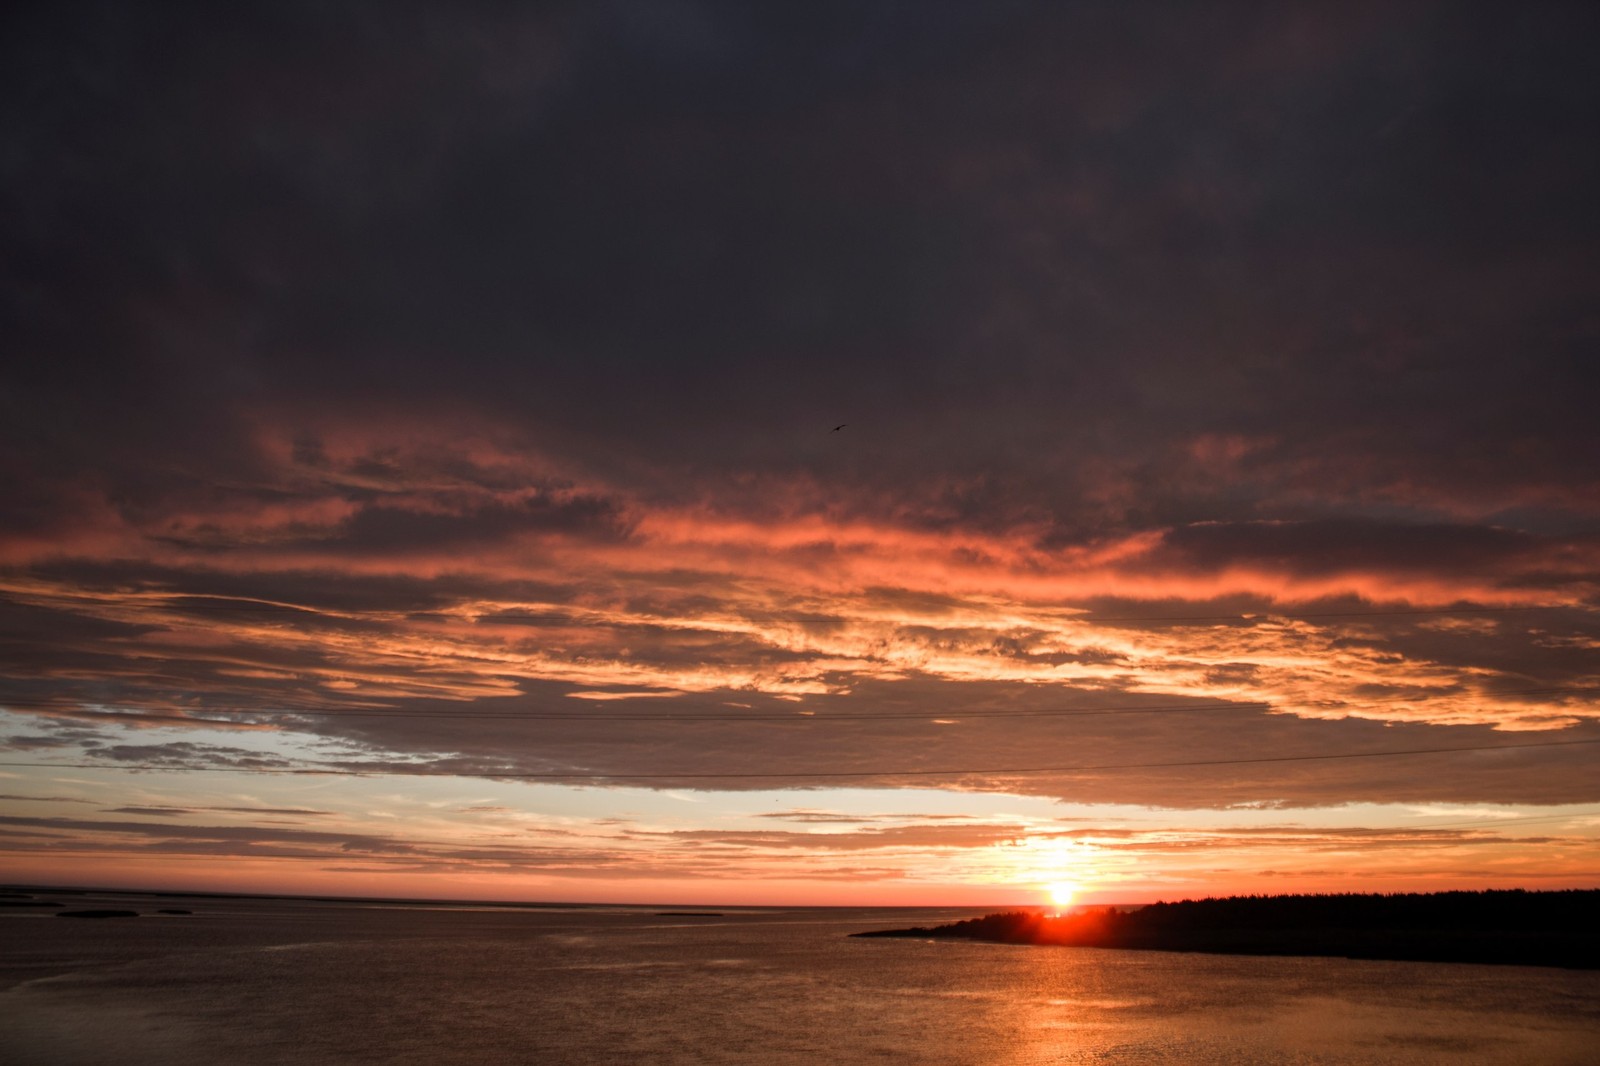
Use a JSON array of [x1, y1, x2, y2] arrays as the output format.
[[1342, 811, 1596, 834], [0, 687, 1587, 724], [488, 605, 1578, 625], [1, 736, 1595, 782], [1055, 605, 1580, 623], [1, 597, 1584, 626]]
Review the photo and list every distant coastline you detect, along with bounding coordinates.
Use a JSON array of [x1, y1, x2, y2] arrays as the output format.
[[852, 889, 1600, 970]]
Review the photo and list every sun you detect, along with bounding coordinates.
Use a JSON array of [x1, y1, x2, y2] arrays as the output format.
[[1046, 881, 1077, 909]]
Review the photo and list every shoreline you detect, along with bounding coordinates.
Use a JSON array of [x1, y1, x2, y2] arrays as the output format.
[[852, 889, 1600, 970]]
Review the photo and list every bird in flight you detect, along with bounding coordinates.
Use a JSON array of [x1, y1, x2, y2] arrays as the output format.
[[832, 424, 847, 432]]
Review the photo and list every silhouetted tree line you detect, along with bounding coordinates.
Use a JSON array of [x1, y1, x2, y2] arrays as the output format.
[[852, 889, 1600, 969], [1133, 888, 1595, 933]]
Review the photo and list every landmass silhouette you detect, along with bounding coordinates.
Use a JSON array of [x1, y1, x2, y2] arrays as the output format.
[[853, 889, 1600, 969]]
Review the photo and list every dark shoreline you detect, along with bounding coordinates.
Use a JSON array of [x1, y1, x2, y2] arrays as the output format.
[[852, 889, 1600, 970]]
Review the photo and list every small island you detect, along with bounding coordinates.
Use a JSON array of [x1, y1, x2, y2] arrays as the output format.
[[55, 909, 140, 919], [853, 889, 1600, 970]]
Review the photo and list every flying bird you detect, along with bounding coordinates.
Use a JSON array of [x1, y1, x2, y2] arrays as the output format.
[[832, 424, 847, 432]]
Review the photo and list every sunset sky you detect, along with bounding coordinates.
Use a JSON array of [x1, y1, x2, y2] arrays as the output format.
[[3, 2, 1598, 906]]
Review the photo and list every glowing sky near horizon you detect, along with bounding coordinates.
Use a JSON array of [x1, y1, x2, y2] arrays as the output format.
[[2, 2, 1599, 905]]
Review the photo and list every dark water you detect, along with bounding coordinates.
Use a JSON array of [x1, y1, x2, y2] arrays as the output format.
[[3, 893, 1598, 1065]]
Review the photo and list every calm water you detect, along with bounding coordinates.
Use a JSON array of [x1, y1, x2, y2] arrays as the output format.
[[3, 893, 1598, 1065]]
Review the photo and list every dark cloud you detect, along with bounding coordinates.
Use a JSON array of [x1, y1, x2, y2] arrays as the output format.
[[5, 3, 1597, 523], [645, 822, 1028, 851], [0, 812, 924, 879], [9, 675, 1595, 809], [1152, 521, 1558, 578], [757, 811, 878, 825], [94, 804, 332, 818], [91, 742, 301, 770], [325, 493, 629, 553], [3, 734, 82, 750], [0, 813, 413, 850]]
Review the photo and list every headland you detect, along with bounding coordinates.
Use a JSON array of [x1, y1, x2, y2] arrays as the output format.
[[852, 889, 1600, 970]]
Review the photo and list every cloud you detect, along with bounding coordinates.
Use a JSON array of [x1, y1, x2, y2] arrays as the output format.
[[3, 3, 1599, 896], [642, 822, 1029, 852]]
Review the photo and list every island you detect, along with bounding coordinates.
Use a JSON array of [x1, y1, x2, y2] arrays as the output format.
[[55, 909, 140, 919], [852, 889, 1600, 970]]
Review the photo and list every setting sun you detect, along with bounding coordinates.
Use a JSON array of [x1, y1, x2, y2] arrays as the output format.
[[1046, 882, 1078, 909]]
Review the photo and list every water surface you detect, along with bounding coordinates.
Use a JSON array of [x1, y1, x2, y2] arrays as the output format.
[[3, 893, 1597, 1064]]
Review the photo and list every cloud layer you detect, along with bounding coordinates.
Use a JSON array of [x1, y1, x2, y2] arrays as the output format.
[[3, 2, 1598, 899]]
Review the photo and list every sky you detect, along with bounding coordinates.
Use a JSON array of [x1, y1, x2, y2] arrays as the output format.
[[2, 1, 1598, 907]]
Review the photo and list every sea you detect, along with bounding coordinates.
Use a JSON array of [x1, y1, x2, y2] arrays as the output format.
[[3, 892, 1598, 1065]]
